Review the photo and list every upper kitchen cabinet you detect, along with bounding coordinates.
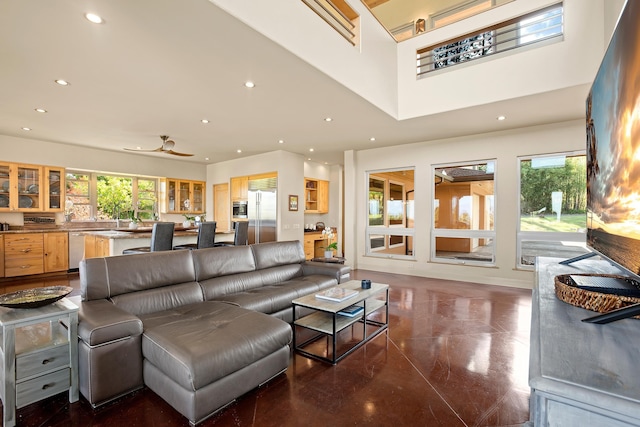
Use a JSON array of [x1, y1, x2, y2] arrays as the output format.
[[44, 166, 65, 212], [304, 178, 329, 213], [160, 178, 205, 214], [0, 162, 65, 212], [230, 176, 248, 201]]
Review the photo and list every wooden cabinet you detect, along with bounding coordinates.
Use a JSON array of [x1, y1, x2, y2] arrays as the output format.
[[4, 233, 44, 277], [3, 232, 69, 277], [160, 178, 206, 214], [83, 234, 109, 259], [230, 176, 248, 201], [303, 232, 332, 260], [0, 234, 3, 278], [0, 162, 64, 212], [44, 166, 65, 212], [44, 232, 69, 272], [304, 178, 329, 213]]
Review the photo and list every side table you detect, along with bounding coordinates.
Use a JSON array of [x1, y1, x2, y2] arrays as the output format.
[[0, 298, 79, 427], [309, 257, 346, 264]]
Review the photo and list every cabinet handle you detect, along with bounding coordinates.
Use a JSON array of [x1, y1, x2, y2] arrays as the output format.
[[20, 265, 31, 269], [42, 359, 52, 365], [21, 248, 32, 253], [42, 383, 53, 390]]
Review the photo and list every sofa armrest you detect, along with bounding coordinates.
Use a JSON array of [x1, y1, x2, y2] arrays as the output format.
[[302, 262, 351, 284], [78, 299, 143, 347]]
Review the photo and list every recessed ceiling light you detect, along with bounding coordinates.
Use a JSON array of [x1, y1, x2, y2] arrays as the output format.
[[370, 137, 376, 142], [278, 139, 284, 144], [497, 115, 506, 121], [85, 13, 104, 24], [21, 127, 31, 131], [34, 108, 47, 113], [54, 79, 70, 86], [324, 117, 332, 122], [307, 158, 311, 161], [324, 162, 328, 165], [237, 149, 242, 153], [244, 81, 255, 88], [201, 119, 209, 124], [136, 146, 142, 150], [309, 148, 314, 152], [205, 157, 210, 161]]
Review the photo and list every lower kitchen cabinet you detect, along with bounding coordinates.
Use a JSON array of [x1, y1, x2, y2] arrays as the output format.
[[3, 232, 69, 277], [44, 232, 69, 272]]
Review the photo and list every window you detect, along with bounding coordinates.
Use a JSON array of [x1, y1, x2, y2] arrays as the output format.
[[517, 153, 588, 268], [432, 161, 495, 265], [65, 170, 158, 221], [431, 31, 494, 70], [366, 169, 415, 258], [65, 172, 91, 220]]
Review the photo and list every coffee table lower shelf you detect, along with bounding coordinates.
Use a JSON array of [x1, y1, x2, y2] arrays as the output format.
[[292, 282, 388, 364]]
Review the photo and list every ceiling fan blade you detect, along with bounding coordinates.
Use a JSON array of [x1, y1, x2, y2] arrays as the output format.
[[166, 150, 194, 157], [124, 146, 165, 153]]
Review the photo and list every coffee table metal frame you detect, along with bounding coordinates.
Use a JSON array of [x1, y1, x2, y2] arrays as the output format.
[[292, 280, 388, 364]]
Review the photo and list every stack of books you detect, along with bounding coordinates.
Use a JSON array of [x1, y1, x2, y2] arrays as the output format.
[[315, 287, 358, 302], [337, 305, 364, 317]]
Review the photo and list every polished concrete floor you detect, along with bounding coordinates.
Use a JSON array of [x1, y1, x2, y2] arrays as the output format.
[[0, 269, 532, 426]]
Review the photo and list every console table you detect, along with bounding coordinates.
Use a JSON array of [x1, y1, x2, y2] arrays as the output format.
[[529, 257, 640, 426], [0, 299, 79, 427]]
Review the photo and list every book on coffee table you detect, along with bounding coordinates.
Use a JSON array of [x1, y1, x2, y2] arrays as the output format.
[[338, 305, 364, 317], [315, 287, 358, 302]]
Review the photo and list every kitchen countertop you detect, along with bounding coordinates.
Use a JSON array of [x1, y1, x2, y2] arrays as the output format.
[[0, 226, 231, 236]]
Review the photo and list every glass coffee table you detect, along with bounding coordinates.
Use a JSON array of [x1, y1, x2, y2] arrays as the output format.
[[292, 280, 388, 364]]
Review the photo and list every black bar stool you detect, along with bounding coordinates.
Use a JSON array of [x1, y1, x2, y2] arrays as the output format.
[[173, 221, 217, 250], [123, 222, 175, 254]]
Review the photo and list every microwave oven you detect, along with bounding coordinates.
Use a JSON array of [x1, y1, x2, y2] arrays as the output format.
[[232, 201, 248, 218]]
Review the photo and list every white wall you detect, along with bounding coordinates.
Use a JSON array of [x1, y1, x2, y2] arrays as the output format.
[[207, 150, 306, 242], [0, 135, 205, 180], [344, 120, 585, 289], [397, 0, 605, 119]]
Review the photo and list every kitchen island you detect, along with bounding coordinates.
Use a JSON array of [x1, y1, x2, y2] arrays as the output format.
[[83, 227, 234, 257]]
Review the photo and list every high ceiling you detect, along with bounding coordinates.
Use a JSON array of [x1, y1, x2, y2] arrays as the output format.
[[0, 0, 585, 166]]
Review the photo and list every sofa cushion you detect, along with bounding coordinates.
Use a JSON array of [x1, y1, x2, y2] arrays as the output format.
[[251, 240, 305, 270], [110, 282, 203, 316], [140, 301, 291, 391], [191, 246, 256, 281], [213, 275, 337, 314], [80, 250, 197, 301]]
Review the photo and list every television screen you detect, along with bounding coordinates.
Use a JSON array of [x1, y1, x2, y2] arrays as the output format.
[[586, 0, 640, 277]]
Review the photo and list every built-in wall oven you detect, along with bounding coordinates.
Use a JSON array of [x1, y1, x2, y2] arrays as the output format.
[[232, 201, 248, 219]]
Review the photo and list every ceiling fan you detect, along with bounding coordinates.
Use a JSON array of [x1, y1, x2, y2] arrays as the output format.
[[124, 135, 194, 157]]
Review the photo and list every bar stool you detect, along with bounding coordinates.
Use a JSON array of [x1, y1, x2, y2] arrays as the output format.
[[173, 221, 217, 250], [123, 222, 175, 254], [214, 221, 248, 246]]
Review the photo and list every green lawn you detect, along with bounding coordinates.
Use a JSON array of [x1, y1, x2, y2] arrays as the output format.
[[520, 213, 586, 232]]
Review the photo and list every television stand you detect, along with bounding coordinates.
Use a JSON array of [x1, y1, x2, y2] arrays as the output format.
[[530, 257, 640, 426]]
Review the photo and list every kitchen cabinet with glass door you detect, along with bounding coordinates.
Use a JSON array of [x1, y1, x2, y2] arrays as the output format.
[[160, 178, 205, 214], [6, 163, 43, 212], [44, 167, 65, 212]]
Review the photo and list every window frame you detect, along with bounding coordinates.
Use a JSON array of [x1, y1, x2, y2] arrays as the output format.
[[431, 159, 497, 267], [365, 168, 415, 260], [516, 151, 587, 269], [66, 169, 159, 221]]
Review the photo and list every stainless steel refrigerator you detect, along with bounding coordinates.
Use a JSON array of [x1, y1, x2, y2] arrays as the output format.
[[247, 176, 277, 244]]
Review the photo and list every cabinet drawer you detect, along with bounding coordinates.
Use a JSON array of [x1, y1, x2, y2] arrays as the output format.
[[16, 367, 70, 408], [4, 256, 44, 276], [5, 241, 44, 257], [17, 344, 69, 380], [5, 234, 43, 248]]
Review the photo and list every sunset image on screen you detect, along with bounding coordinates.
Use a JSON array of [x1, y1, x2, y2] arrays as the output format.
[[587, 1, 640, 274]]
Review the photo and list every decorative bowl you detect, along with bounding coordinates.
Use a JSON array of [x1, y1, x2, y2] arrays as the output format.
[[0, 286, 73, 309]]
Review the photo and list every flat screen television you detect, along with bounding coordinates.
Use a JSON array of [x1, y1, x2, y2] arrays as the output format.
[[578, 0, 640, 322]]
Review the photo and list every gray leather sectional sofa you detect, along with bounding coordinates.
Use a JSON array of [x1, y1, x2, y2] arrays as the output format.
[[77, 240, 350, 425]]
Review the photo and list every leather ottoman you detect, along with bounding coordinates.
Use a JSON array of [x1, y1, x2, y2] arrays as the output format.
[[140, 301, 292, 425]]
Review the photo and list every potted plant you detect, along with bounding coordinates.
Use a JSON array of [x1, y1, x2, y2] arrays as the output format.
[[128, 211, 141, 229], [324, 241, 338, 259], [183, 214, 195, 228]]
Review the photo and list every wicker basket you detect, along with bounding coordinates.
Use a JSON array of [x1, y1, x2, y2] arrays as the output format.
[[554, 274, 640, 319]]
